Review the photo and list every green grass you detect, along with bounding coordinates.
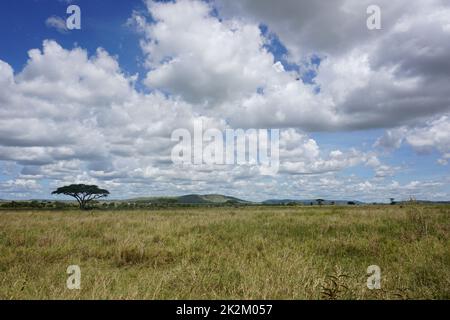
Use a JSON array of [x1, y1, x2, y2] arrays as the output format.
[[0, 205, 449, 299]]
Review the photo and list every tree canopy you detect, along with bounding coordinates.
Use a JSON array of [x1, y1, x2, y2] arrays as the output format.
[[316, 199, 325, 206], [52, 184, 109, 210]]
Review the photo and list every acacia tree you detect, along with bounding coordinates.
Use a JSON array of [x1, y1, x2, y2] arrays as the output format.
[[316, 199, 325, 206], [52, 184, 109, 210]]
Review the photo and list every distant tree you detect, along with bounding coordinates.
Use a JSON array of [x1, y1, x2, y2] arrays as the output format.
[[389, 198, 396, 205], [316, 199, 325, 206], [347, 201, 356, 205], [54, 201, 67, 209], [52, 184, 109, 210], [30, 200, 41, 208]]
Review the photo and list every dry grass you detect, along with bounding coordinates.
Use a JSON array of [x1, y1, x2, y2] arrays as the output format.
[[0, 204, 449, 299]]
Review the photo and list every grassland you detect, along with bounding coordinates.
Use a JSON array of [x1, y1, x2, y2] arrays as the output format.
[[0, 204, 449, 299]]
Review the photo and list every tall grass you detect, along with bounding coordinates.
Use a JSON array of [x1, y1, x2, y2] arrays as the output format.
[[0, 205, 448, 299]]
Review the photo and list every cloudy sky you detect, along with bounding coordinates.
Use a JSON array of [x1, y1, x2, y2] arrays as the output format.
[[0, 0, 449, 202]]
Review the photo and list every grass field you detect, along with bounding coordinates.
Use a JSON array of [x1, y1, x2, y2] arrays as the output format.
[[0, 205, 449, 299]]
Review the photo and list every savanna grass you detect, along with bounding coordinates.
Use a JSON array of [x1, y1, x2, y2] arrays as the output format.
[[0, 204, 448, 299]]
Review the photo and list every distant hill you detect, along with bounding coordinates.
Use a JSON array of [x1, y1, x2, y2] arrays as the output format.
[[177, 194, 251, 204], [126, 196, 178, 203], [125, 195, 363, 205], [4, 194, 447, 206], [397, 200, 450, 205], [262, 199, 365, 205], [126, 194, 251, 204]]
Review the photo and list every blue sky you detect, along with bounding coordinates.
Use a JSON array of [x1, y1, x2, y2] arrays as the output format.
[[0, 0, 145, 75], [0, 0, 449, 202]]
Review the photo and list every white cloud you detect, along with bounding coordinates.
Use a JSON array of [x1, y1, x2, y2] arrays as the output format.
[[406, 116, 450, 155], [375, 115, 450, 164], [128, 0, 450, 132], [1, 40, 374, 198], [133, 0, 283, 107], [374, 128, 407, 151], [0, 0, 449, 201], [45, 16, 68, 34]]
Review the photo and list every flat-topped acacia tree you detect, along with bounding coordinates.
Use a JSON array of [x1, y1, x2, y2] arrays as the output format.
[[52, 184, 109, 210]]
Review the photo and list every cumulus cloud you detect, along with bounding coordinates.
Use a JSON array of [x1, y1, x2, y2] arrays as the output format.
[[406, 116, 450, 155], [133, 0, 282, 107], [375, 115, 450, 164], [129, 0, 450, 132], [0, 39, 375, 199], [0, 0, 449, 201], [374, 128, 407, 151]]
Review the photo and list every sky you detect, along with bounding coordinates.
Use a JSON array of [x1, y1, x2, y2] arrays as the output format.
[[0, 0, 449, 202]]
